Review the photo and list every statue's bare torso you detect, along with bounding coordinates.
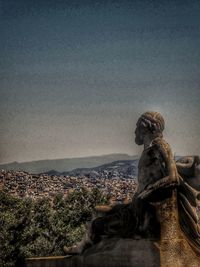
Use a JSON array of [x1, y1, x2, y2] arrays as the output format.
[[138, 145, 166, 194]]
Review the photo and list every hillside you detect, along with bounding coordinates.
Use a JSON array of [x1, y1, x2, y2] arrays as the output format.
[[56, 159, 139, 179]]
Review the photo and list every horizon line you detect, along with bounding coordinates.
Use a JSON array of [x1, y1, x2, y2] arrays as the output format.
[[0, 152, 138, 166]]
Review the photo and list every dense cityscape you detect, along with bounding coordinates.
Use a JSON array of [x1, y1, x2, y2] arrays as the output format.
[[0, 169, 137, 203]]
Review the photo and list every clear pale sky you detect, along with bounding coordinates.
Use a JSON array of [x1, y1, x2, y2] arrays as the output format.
[[0, 0, 200, 164]]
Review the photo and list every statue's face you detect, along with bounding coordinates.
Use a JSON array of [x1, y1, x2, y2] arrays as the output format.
[[135, 119, 145, 145]]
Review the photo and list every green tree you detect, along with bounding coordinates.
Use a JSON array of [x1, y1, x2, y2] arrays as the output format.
[[0, 187, 109, 266]]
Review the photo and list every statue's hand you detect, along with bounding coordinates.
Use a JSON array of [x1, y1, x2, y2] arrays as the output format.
[[138, 176, 178, 200], [94, 205, 113, 214]]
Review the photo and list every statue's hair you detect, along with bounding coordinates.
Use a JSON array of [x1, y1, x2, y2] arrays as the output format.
[[139, 111, 165, 135]]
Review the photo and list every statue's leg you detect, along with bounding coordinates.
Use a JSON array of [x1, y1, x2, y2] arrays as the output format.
[[64, 203, 139, 255], [133, 197, 160, 239], [91, 203, 138, 241], [91, 213, 123, 242]]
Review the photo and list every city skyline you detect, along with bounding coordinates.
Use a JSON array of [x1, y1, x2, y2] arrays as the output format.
[[1, 0, 200, 164]]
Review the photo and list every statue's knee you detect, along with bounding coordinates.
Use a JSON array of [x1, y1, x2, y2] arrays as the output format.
[[92, 217, 106, 234]]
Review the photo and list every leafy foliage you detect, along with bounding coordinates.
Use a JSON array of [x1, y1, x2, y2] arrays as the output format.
[[0, 187, 108, 267]]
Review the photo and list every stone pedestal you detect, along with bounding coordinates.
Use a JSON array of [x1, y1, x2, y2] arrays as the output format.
[[25, 239, 160, 267], [26, 256, 71, 267], [66, 238, 160, 267]]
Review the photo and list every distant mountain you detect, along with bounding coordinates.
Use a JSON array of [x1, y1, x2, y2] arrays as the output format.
[[61, 159, 139, 178], [0, 154, 138, 174]]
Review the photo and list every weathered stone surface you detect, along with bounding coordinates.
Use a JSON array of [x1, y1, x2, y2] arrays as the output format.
[[156, 191, 200, 267], [66, 238, 160, 267]]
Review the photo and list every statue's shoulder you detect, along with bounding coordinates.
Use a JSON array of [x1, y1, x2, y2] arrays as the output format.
[[151, 137, 172, 155]]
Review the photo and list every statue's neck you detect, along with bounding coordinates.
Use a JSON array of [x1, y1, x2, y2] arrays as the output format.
[[143, 136, 155, 150], [143, 133, 162, 150]]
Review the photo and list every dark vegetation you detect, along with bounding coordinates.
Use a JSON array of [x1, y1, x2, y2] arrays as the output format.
[[0, 188, 108, 267]]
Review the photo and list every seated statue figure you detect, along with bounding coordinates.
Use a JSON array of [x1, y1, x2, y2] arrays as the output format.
[[64, 111, 200, 255]]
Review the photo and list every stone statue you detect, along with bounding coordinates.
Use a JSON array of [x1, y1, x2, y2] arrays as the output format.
[[64, 111, 200, 263]]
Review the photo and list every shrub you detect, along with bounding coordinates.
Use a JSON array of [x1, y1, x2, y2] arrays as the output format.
[[0, 188, 108, 267]]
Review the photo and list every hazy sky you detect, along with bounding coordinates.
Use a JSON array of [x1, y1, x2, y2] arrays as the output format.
[[0, 0, 200, 163]]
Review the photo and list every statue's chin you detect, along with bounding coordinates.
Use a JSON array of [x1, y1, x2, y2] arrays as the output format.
[[135, 137, 143, 145]]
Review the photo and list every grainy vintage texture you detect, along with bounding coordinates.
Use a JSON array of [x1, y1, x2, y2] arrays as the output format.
[[26, 112, 200, 267]]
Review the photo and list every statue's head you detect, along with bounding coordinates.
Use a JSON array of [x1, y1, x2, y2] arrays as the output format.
[[135, 111, 165, 145]]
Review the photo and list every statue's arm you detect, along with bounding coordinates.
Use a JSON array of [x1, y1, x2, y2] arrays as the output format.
[[138, 175, 178, 199], [155, 138, 178, 183]]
